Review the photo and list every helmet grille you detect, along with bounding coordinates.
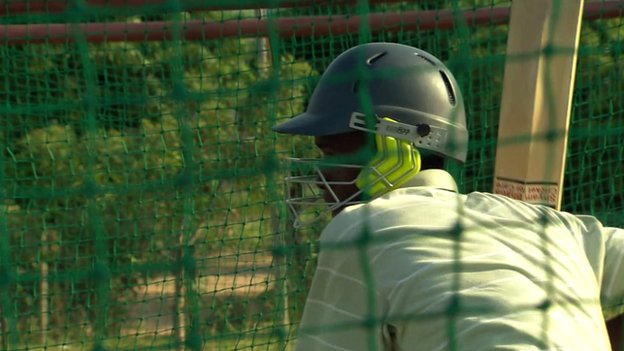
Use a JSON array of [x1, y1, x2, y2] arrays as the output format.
[[439, 70, 456, 106]]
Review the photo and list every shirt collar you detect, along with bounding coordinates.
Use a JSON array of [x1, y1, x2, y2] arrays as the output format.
[[398, 169, 458, 192]]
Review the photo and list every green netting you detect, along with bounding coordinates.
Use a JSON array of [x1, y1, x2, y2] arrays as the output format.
[[1, 0, 623, 350]]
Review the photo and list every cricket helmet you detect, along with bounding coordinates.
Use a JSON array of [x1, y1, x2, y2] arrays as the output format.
[[273, 42, 469, 162], [273, 42, 468, 227]]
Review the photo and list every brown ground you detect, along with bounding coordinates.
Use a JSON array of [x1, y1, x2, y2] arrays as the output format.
[[120, 253, 277, 335]]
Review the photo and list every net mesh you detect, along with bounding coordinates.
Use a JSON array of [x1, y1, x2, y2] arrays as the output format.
[[1, 1, 623, 350]]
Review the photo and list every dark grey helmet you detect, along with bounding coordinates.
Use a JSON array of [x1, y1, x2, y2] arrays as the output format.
[[273, 42, 469, 162]]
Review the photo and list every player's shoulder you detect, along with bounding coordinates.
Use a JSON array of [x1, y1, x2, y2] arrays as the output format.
[[320, 187, 463, 244], [463, 191, 584, 232]]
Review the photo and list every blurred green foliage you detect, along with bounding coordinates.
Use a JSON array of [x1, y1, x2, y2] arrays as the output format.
[[1, 9, 315, 347]]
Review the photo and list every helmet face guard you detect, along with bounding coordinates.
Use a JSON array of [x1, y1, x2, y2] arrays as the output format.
[[284, 159, 363, 228], [285, 125, 421, 228]]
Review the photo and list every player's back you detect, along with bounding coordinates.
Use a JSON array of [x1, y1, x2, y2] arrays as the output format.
[[320, 186, 611, 350]]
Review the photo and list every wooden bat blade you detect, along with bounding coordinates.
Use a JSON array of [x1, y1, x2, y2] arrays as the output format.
[[493, 0, 584, 210]]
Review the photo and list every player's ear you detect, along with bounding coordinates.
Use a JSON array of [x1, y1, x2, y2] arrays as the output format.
[[350, 131, 375, 165]]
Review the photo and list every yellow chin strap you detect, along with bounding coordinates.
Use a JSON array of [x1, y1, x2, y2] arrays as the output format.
[[355, 117, 422, 198]]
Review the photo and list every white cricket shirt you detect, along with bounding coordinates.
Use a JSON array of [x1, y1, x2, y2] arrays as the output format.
[[294, 170, 624, 351]]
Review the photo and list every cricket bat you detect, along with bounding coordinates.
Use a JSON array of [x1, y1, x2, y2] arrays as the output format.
[[492, 0, 585, 210]]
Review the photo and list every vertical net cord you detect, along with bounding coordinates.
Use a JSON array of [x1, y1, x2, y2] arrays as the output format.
[[353, 1, 382, 350], [0, 111, 16, 351], [447, 2, 473, 350], [168, 4, 201, 350], [260, 8, 293, 350], [72, 7, 111, 350]]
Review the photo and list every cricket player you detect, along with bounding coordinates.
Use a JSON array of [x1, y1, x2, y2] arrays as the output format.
[[273, 42, 624, 350]]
